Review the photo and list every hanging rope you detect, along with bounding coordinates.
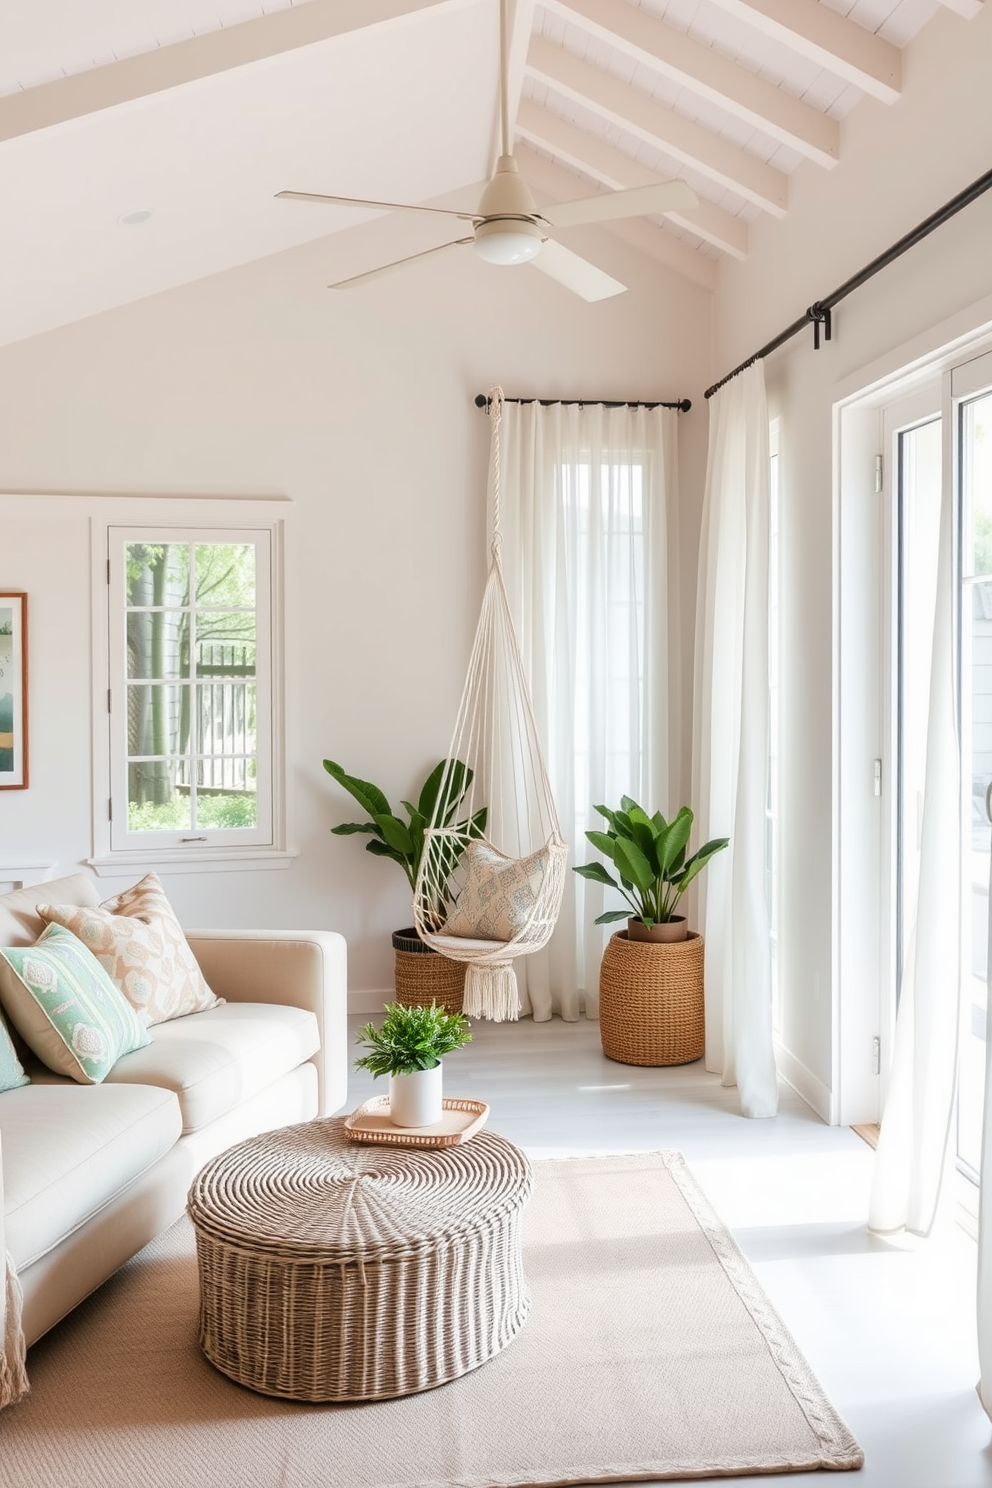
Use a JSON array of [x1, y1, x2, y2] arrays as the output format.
[[412, 386, 567, 1021]]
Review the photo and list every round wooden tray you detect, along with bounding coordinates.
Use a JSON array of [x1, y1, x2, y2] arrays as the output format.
[[343, 1095, 489, 1147]]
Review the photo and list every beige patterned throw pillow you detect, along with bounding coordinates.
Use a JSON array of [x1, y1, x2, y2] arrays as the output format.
[[38, 872, 220, 1026], [443, 842, 550, 943]]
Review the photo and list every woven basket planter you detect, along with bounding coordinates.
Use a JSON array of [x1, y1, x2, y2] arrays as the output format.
[[392, 928, 467, 1013], [598, 929, 705, 1066]]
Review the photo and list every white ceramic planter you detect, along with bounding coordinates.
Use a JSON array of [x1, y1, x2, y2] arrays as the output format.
[[389, 1063, 444, 1128]]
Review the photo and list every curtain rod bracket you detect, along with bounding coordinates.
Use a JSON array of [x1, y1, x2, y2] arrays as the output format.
[[807, 303, 832, 351]]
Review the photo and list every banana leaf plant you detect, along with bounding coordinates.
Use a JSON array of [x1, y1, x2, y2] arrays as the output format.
[[573, 797, 728, 928], [323, 757, 488, 932]]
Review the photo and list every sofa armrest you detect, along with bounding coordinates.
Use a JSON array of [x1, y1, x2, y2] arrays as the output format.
[[185, 930, 348, 1118]]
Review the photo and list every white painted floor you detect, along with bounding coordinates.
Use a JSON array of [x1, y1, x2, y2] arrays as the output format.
[[349, 1013, 992, 1488]]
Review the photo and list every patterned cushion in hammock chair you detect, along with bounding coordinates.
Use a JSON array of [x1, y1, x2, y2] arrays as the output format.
[[443, 841, 550, 944]]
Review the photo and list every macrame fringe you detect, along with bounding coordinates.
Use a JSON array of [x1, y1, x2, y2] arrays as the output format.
[[1, 1250, 29, 1409], [463, 963, 520, 1023]]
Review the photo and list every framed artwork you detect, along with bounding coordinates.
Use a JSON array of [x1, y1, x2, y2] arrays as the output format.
[[0, 593, 28, 789]]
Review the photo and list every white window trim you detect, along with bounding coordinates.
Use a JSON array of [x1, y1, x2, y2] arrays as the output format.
[[89, 501, 294, 876]]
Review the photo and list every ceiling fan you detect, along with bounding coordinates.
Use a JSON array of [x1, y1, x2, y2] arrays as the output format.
[[275, 0, 698, 301]]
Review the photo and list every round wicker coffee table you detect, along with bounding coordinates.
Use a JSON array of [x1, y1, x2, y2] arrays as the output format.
[[187, 1116, 532, 1402]]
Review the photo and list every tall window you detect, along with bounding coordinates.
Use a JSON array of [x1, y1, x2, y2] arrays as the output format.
[[107, 527, 273, 852], [497, 399, 678, 1018], [566, 455, 649, 853]]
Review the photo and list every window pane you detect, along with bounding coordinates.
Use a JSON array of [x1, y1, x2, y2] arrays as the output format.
[[195, 759, 258, 829], [194, 544, 255, 608], [966, 392, 992, 578], [127, 760, 192, 832], [126, 610, 189, 679], [196, 680, 257, 759], [125, 543, 189, 605], [193, 612, 256, 673], [127, 682, 189, 760]]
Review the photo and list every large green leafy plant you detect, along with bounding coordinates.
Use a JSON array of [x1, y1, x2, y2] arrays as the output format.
[[323, 757, 487, 930], [354, 1001, 472, 1077], [574, 797, 728, 928]]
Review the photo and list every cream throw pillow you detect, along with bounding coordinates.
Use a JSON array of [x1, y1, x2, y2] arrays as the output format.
[[0, 923, 150, 1083], [444, 842, 549, 943], [38, 872, 220, 1027]]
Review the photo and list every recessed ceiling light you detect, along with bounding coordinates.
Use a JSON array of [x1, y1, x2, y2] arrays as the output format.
[[117, 208, 154, 227]]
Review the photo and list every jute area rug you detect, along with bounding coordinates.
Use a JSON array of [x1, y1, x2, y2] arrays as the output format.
[[2, 1150, 863, 1487]]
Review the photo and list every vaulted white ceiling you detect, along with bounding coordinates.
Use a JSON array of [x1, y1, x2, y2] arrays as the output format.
[[0, 0, 983, 344]]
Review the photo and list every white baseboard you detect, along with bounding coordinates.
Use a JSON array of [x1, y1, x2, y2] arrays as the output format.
[[348, 988, 395, 1018], [775, 1038, 834, 1124]]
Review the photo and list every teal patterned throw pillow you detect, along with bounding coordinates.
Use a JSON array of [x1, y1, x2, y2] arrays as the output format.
[[0, 923, 151, 1084], [0, 1012, 29, 1091]]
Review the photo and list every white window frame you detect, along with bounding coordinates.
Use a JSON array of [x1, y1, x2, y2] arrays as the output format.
[[90, 507, 292, 875]]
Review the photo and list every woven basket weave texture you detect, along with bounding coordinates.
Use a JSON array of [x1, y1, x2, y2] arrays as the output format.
[[599, 930, 705, 1066], [188, 1117, 531, 1402], [394, 947, 467, 1013]]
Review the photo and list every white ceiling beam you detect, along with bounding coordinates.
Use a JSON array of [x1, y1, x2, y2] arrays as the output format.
[[704, 0, 900, 104], [506, 0, 540, 137], [542, 0, 840, 168], [933, 0, 984, 16], [517, 98, 748, 258], [526, 36, 787, 217], [519, 145, 718, 290], [0, 0, 464, 144]]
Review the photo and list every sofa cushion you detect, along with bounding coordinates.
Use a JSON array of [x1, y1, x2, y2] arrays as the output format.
[[0, 924, 151, 1083], [40, 872, 221, 1027], [105, 1002, 320, 1133], [0, 1080, 182, 1270], [0, 873, 101, 950]]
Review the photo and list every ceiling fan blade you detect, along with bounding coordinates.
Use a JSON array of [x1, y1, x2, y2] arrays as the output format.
[[531, 240, 626, 302], [278, 190, 477, 223], [329, 237, 474, 290], [542, 180, 699, 229]]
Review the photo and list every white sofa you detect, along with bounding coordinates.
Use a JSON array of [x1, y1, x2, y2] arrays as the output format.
[[0, 872, 348, 1347]]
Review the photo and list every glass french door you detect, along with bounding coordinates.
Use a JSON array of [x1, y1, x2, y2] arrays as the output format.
[[889, 349, 992, 1193], [955, 352, 992, 1182]]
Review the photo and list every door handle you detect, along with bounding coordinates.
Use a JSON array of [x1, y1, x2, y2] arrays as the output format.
[[986, 780, 992, 826]]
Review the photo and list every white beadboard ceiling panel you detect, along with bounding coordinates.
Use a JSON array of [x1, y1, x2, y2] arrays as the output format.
[[0, 0, 978, 338]]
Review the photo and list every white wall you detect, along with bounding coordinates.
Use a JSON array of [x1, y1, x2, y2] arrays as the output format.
[[0, 216, 711, 998], [713, 3, 992, 1108]]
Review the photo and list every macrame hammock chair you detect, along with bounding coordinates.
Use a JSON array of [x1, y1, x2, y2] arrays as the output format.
[[413, 388, 567, 1021]]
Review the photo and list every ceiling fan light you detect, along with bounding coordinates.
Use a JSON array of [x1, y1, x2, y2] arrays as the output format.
[[474, 218, 543, 266]]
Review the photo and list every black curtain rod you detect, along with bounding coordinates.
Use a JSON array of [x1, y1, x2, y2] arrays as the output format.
[[705, 162, 992, 401], [475, 393, 691, 412]]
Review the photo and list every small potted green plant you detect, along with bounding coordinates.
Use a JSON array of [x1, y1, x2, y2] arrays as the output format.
[[355, 1001, 473, 1127], [574, 798, 728, 942], [574, 798, 729, 1067], [324, 757, 487, 1010]]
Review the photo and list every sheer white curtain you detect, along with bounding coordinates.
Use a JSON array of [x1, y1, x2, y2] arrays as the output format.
[[497, 400, 680, 1021], [979, 862, 992, 1415], [692, 362, 778, 1118], [868, 419, 960, 1237]]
